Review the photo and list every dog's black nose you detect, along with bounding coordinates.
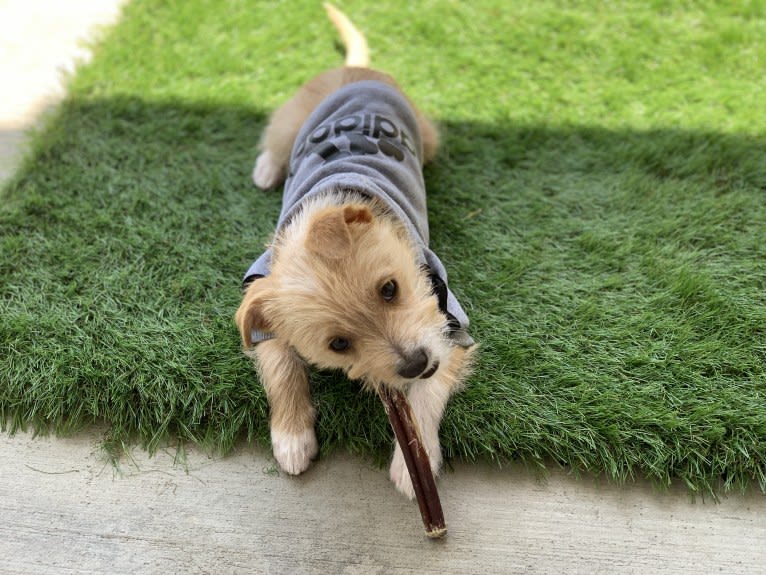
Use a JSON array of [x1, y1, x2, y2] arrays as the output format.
[[397, 348, 430, 379]]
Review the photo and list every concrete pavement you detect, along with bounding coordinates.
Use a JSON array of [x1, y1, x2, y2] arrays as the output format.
[[2, 430, 765, 574]]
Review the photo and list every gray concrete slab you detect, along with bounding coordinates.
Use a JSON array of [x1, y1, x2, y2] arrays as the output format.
[[1, 430, 765, 574], [1, 1, 765, 573]]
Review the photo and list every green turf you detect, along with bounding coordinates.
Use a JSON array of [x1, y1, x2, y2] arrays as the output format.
[[2, 0, 765, 494]]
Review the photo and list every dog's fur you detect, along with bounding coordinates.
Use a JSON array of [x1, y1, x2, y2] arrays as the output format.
[[235, 4, 474, 498]]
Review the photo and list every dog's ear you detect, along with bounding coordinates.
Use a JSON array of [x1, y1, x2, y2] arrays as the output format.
[[305, 204, 373, 259], [235, 278, 276, 348]]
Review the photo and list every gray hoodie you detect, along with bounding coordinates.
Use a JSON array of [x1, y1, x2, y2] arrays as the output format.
[[244, 80, 473, 347]]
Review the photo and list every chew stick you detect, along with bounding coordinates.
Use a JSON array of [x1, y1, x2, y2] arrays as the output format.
[[378, 385, 447, 538]]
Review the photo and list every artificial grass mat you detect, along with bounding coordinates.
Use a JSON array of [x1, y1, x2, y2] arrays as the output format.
[[2, 0, 765, 494]]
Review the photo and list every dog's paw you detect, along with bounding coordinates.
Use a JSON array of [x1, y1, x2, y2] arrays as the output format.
[[389, 441, 443, 500], [271, 428, 318, 475], [389, 444, 416, 500], [253, 151, 283, 189]]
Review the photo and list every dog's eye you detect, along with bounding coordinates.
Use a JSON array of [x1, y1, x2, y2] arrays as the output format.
[[329, 337, 351, 352], [381, 280, 397, 302]]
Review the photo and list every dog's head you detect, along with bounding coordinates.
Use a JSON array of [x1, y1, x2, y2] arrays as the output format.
[[235, 199, 449, 388]]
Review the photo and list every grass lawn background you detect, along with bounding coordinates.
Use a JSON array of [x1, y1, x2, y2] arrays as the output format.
[[1, 0, 765, 494]]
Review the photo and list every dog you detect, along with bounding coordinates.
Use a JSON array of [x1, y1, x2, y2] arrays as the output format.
[[235, 3, 475, 499]]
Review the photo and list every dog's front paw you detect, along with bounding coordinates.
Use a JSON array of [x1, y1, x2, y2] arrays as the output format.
[[389, 444, 416, 500], [271, 428, 318, 475], [253, 151, 283, 189], [389, 441, 443, 500]]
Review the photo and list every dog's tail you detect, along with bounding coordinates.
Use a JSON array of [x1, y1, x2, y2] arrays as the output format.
[[324, 3, 369, 67]]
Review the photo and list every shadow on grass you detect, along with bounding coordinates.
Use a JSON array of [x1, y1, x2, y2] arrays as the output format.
[[1, 96, 765, 492]]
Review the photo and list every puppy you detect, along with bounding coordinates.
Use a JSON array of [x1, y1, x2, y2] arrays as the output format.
[[235, 4, 475, 498]]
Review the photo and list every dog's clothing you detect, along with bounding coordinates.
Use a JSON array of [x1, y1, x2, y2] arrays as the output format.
[[244, 80, 473, 347]]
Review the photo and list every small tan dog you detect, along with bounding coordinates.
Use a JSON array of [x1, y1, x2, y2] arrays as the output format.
[[235, 4, 475, 498]]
